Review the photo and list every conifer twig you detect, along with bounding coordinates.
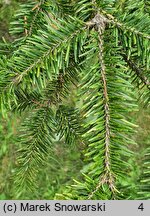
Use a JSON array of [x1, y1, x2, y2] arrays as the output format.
[[88, 13, 116, 199]]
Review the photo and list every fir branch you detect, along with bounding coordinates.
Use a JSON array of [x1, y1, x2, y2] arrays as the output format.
[[86, 6, 150, 40], [88, 13, 116, 199], [122, 54, 150, 90], [11, 20, 85, 84], [12, 62, 79, 112], [14, 107, 55, 193], [28, 0, 45, 36], [56, 105, 83, 146], [100, 10, 150, 40], [0, 17, 86, 105]]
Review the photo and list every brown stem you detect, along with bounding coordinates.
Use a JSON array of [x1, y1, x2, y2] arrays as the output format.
[[123, 54, 150, 90], [88, 13, 116, 199]]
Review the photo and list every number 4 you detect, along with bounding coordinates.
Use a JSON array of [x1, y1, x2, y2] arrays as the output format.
[[138, 203, 144, 211]]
